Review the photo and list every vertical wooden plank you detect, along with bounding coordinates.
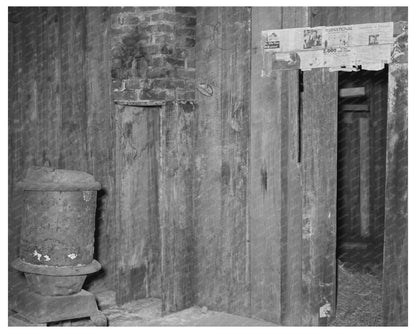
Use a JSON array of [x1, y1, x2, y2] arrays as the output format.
[[368, 69, 388, 250], [115, 106, 160, 305], [194, 7, 251, 316], [160, 102, 196, 314], [218, 7, 251, 316], [84, 7, 117, 291], [359, 117, 370, 238], [382, 63, 407, 326], [281, 8, 307, 326], [301, 68, 337, 325], [250, 7, 283, 323], [194, 6, 223, 311], [250, 7, 306, 324]]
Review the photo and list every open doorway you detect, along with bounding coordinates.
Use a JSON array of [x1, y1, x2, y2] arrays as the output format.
[[333, 66, 388, 325]]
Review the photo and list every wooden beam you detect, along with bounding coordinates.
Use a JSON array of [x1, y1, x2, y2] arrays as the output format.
[[341, 104, 369, 112], [339, 87, 365, 98]]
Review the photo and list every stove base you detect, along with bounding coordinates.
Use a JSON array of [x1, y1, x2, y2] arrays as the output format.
[[10, 289, 107, 326]]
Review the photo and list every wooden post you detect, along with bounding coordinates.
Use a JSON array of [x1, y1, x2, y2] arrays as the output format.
[[382, 63, 408, 326], [301, 68, 338, 326], [250, 7, 307, 324]]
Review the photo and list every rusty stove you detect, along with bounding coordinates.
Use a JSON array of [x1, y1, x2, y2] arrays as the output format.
[[11, 166, 107, 326]]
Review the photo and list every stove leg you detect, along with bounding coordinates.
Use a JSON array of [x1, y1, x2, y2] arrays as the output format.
[[90, 311, 107, 326]]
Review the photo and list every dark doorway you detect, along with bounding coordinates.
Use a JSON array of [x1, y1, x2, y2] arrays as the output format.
[[333, 67, 388, 326], [337, 67, 388, 268]]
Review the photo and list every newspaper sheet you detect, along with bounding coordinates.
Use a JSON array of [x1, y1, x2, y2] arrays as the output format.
[[262, 22, 394, 72]]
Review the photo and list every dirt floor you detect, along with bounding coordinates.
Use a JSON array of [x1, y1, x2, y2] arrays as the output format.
[[9, 259, 383, 326], [330, 259, 383, 326], [9, 289, 274, 326]]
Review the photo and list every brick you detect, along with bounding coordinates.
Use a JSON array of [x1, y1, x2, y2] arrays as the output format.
[[185, 38, 195, 47], [111, 7, 135, 14], [138, 7, 160, 12], [175, 28, 196, 38], [175, 7, 196, 16], [176, 16, 196, 27], [154, 35, 174, 44], [184, 91, 195, 100], [151, 56, 167, 67], [166, 57, 185, 67], [186, 59, 196, 69], [153, 79, 185, 90], [159, 12, 176, 22], [125, 15, 140, 25], [113, 89, 138, 101], [126, 78, 146, 90], [147, 67, 169, 78], [146, 23, 174, 33], [151, 12, 176, 22], [143, 44, 161, 55], [161, 44, 174, 55], [139, 89, 166, 101], [177, 68, 195, 80]]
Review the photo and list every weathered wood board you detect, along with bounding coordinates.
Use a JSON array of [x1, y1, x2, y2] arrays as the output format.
[[250, 7, 306, 325], [194, 7, 251, 316], [382, 63, 407, 326], [160, 102, 197, 314], [301, 68, 338, 326], [115, 106, 161, 304]]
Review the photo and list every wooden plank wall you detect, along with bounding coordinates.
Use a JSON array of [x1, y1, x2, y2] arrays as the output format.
[[115, 105, 161, 304], [383, 64, 407, 326], [160, 102, 197, 314], [194, 7, 251, 316], [250, 7, 307, 324], [8, 7, 115, 299]]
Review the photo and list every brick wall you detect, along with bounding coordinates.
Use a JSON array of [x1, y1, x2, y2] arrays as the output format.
[[111, 7, 196, 102]]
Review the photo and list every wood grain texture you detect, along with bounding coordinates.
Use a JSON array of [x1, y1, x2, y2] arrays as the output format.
[[9, 8, 115, 299], [309, 6, 407, 26], [84, 7, 116, 291], [382, 63, 407, 326], [160, 102, 197, 314], [115, 106, 161, 304], [250, 7, 306, 324], [194, 7, 251, 316], [301, 68, 338, 326]]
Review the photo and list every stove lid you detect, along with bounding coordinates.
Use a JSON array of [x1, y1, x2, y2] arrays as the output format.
[[17, 166, 101, 191]]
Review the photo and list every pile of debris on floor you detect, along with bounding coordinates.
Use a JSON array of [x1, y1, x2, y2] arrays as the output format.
[[330, 259, 383, 326]]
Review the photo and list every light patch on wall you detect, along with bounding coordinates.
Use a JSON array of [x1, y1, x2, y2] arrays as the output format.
[[68, 253, 77, 260], [319, 302, 332, 318]]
